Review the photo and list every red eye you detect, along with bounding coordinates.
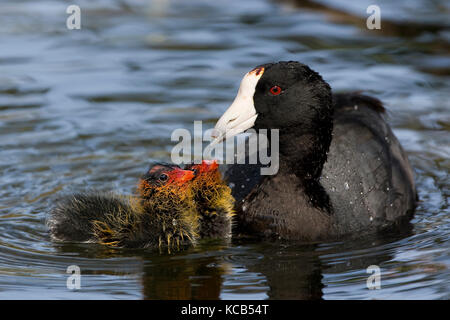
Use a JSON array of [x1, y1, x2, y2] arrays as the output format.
[[269, 85, 282, 95]]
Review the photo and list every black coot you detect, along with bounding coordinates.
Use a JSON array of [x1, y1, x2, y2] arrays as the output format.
[[211, 61, 416, 240]]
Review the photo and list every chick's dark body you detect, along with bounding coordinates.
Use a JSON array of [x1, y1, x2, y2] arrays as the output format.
[[47, 164, 199, 249]]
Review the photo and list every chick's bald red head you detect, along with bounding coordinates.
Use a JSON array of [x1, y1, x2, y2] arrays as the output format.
[[138, 164, 196, 201]]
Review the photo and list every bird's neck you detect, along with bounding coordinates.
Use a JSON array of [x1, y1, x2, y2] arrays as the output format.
[[273, 124, 333, 214], [275, 125, 331, 180]]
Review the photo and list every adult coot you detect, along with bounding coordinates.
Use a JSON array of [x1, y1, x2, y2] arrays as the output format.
[[211, 61, 416, 240]]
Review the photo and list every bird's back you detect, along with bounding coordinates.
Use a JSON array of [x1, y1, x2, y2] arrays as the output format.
[[321, 93, 416, 235]]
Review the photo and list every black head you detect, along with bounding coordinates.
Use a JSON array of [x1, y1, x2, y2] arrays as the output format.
[[211, 61, 332, 141], [254, 62, 332, 132]]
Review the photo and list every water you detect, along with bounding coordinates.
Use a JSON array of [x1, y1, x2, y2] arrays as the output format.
[[0, 0, 448, 299]]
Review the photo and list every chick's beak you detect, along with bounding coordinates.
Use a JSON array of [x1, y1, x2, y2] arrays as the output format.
[[201, 159, 219, 172], [170, 168, 195, 183]]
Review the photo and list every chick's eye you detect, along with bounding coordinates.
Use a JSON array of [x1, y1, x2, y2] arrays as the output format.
[[269, 85, 282, 95], [159, 173, 168, 182]]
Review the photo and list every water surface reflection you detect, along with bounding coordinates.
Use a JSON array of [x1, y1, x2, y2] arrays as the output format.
[[0, 0, 448, 299]]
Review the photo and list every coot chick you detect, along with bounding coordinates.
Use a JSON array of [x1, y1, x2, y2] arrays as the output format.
[[185, 160, 234, 239], [48, 164, 198, 249], [211, 61, 416, 241]]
